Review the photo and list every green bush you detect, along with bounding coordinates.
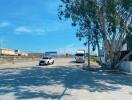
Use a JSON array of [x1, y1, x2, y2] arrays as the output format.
[[87, 57, 97, 62]]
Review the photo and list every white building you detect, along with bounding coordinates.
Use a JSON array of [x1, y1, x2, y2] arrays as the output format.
[[15, 50, 28, 56], [120, 34, 132, 72], [0, 48, 17, 56], [98, 34, 132, 72]]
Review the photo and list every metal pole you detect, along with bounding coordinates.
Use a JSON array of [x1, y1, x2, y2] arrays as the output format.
[[88, 35, 90, 67]]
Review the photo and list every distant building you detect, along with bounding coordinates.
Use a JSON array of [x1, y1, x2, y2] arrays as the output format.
[[15, 50, 21, 55], [0, 48, 17, 56], [120, 34, 132, 72], [20, 52, 28, 56], [28, 53, 43, 57], [15, 50, 28, 56], [121, 34, 132, 61], [65, 53, 73, 57], [44, 51, 57, 57], [100, 34, 132, 72]]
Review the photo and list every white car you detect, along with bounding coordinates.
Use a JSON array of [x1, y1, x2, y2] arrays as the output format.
[[39, 57, 54, 66]]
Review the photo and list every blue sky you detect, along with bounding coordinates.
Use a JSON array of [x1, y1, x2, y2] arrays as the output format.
[[0, 0, 85, 54]]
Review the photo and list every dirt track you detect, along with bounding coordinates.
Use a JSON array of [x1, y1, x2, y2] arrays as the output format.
[[0, 57, 83, 69], [0, 57, 131, 100]]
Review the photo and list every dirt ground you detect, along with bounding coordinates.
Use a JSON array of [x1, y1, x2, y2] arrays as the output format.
[[0, 57, 131, 100]]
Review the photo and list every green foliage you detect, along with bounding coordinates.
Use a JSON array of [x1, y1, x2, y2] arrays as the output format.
[[121, 0, 132, 11], [58, 0, 132, 69], [89, 57, 97, 62]]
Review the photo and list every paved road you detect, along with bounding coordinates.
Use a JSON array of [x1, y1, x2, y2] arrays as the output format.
[[0, 58, 132, 100]]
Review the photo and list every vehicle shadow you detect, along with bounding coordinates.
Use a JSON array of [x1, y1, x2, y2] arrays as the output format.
[[70, 60, 85, 64], [0, 65, 131, 99], [70, 61, 76, 63]]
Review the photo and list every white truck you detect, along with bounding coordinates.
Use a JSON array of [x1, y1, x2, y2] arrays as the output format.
[[75, 50, 85, 63]]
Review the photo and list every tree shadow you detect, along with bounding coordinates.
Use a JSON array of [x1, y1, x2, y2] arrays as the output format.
[[0, 65, 131, 99]]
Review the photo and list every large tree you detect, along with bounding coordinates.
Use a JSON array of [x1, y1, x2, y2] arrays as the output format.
[[58, 0, 132, 69]]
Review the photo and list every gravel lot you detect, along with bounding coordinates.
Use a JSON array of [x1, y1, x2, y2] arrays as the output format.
[[0, 57, 132, 100]]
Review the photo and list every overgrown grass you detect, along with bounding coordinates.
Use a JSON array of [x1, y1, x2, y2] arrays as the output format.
[[86, 57, 97, 62]]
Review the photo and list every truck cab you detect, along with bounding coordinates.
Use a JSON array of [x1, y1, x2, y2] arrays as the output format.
[[75, 50, 85, 63]]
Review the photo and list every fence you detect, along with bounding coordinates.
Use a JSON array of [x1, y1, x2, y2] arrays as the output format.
[[0, 56, 41, 64]]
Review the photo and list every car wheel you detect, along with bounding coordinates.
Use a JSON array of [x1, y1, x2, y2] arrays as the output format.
[[52, 61, 54, 64], [47, 61, 50, 65]]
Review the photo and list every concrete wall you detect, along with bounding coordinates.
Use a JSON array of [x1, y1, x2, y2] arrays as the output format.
[[121, 43, 127, 51], [120, 61, 132, 72], [100, 57, 105, 64], [0, 56, 41, 64]]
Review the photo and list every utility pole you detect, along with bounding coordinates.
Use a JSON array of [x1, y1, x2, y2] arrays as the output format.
[[87, 34, 90, 67]]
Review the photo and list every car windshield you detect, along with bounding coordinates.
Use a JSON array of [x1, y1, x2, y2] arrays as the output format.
[[40, 61, 45, 63], [42, 57, 49, 59], [75, 54, 84, 56]]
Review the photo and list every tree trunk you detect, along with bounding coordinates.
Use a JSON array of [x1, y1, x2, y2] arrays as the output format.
[[97, 41, 102, 63], [115, 51, 132, 68]]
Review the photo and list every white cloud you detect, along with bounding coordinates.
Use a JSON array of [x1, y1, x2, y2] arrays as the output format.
[[15, 26, 48, 36], [15, 26, 46, 36], [0, 22, 10, 27], [34, 28, 46, 35], [14, 25, 59, 36], [15, 26, 32, 33], [35, 29, 45, 33]]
